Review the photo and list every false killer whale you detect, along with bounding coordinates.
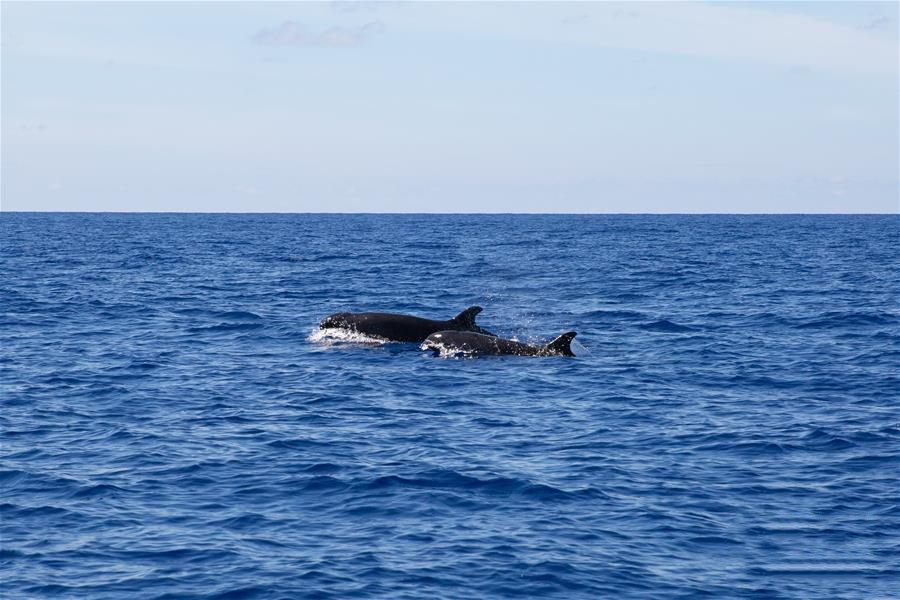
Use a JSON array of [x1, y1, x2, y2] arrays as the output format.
[[422, 330, 577, 357], [319, 306, 495, 343]]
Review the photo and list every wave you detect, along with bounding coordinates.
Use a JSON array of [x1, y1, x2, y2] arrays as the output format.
[[637, 319, 695, 332], [687, 536, 744, 545], [186, 322, 264, 334], [750, 561, 887, 575], [266, 438, 334, 450], [70, 483, 128, 499], [215, 311, 262, 321], [348, 469, 608, 502], [794, 310, 899, 329], [800, 428, 858, 452], [0, 469, 83, 493], [583, 309, 648, 320], [694, 441, 796, 455]]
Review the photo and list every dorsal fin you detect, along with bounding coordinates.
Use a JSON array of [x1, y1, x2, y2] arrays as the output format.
[[451, 306, 482, 327], [544, 331, 577, 356]]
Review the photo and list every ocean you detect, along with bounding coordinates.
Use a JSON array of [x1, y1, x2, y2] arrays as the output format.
[[1, 213, 898, 599]]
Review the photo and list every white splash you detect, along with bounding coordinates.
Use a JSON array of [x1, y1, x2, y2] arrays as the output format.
[[420, 340, 474, 359], [570, 338, 589, 357], [307, 327, 392, 345]]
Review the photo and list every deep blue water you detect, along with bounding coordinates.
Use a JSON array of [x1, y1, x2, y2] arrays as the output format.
[[1, 213, 898, 599]]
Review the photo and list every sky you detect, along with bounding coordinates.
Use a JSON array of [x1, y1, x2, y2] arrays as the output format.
[[2, 1, 898, 213]]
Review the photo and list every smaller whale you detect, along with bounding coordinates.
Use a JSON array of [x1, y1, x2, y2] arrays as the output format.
[[423, 330, 577, 357], [320, 306, 495, 343]]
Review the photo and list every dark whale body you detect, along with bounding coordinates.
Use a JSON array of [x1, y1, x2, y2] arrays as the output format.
[[423, 330, 577, 357], [320, 306, 494, 343]]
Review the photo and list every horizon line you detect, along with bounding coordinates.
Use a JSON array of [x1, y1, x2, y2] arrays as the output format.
[[2, 211, 898, 216]]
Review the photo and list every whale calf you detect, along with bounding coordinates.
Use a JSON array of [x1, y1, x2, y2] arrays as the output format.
[[423, 330, 577, 357], [319, 306, 495, 343]]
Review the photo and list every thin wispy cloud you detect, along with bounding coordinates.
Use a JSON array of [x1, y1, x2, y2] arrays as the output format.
[[859, 15, 890, 31], [392, 3, 897, 73], [251, 21, 383, 47]]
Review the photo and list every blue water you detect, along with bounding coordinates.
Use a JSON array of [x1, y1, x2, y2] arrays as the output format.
[[1, 213, 898, 599]]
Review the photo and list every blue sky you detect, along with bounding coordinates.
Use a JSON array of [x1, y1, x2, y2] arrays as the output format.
[[2, 1, 897, 213]]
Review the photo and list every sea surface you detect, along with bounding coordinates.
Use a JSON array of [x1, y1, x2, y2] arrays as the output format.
[[1, 213, 898, 600]]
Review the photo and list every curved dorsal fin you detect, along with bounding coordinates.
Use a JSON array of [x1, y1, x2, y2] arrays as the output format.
[[544, 331, 577, 356], [451, 306, 482, 327]]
